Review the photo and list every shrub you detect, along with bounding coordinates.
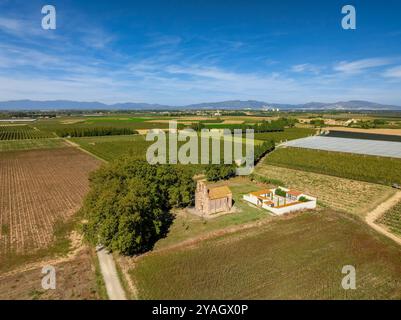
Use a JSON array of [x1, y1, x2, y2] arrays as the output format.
[[275, 188, 287, 197], [298, 196, 310, 202]]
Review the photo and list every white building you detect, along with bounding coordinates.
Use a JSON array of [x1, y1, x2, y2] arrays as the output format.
[[243, 186, 316, 215]]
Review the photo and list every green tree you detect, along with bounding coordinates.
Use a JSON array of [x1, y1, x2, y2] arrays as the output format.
[[81, 159, 195, 255], [205, 164, 236, 181]]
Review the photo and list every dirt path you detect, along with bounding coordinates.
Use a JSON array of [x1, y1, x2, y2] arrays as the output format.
[[63, 138, 107, 163], [365, 191, 401, 245], [97, 248, 126, 300]]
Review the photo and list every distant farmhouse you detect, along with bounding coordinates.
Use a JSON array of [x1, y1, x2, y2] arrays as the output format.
[[243, 187, 316, 215], [195, 180, 233, 216]]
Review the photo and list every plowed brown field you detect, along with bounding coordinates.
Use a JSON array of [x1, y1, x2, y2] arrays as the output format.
[[0, 147, 101, 257]]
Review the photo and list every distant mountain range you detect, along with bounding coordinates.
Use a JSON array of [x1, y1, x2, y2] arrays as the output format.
[[0, 99, 400, 111]]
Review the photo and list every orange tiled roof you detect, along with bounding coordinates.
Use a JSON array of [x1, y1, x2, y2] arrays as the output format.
[[287, 190, 303, 196], [250, 189, 272, 197]]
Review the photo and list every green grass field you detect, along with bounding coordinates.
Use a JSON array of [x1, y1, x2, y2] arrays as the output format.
[[377, 201, 401, 235], [0, 138, 67, 152], [254, 127, 316, 143], [71, 134, 263, 163], [70, 135, 150, 161], [131, 209, 401, 299], [265, 147, 401, 185]]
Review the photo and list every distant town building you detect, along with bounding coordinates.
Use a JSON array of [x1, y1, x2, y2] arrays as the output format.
[[195, 180, 233, 216]]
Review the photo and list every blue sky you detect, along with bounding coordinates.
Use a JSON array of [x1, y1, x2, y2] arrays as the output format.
[[0, 0, 401, 105]]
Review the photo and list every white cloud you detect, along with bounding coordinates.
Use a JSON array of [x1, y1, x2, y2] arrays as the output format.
[[0, 17, 56, 39], [383, 65, 401, 78], [334, 58, 392, 74], [291, 63, 321, 74]]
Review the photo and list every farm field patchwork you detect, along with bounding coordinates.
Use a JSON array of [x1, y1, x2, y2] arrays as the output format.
[[131, 210, 401, 299], [0, 147, 101, 265], [255, 164, 395, 216], [266, 147, 401, 185]]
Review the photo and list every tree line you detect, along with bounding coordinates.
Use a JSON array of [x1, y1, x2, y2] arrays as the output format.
[[56, 127, 138, 137]]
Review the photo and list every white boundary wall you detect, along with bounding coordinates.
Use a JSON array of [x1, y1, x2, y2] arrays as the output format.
[[243, 194, 258, 206], [243, 193, 317, 215], [264, 199, 316, 215]]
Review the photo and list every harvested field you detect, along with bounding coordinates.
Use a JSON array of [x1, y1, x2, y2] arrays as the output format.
[[255, 164, 395, 217], [0, 148, 101, 258], [0, 247, 103, 300]]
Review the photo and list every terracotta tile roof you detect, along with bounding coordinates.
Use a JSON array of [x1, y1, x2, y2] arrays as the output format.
[[263, 200, 274, 205], [208, 185, 232, 200], [287, 189, 303, 196], [250, 189, 272, 197]]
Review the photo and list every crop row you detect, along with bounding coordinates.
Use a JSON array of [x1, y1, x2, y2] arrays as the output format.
[[0, 126, 54, 140], [377, 201, 401, 235], [266, 147, 401, 186]]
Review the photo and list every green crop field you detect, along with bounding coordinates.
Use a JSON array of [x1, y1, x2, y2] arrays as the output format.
[[254, 127, 316, 143], [0, 126, 55, 140], [33, 118, 169, 136], [0, 138, 67, 152], [70, 135, 150, 161], [131, 209, 401, 299], [377, 201, 401, 235], [265, 147, 401, 185], [71, 134, 264, 163]]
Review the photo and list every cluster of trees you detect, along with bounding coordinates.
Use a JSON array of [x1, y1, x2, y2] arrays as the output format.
[[229, 118, 298, 133], [351, 119, 388, 129], [309, 119, 325, 127], [204, 139, 275, 181], [187, 117, 298, 133], [56, 127, 138, 137], [205, 164, 237, 181], [81, 158, 195, 255]]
